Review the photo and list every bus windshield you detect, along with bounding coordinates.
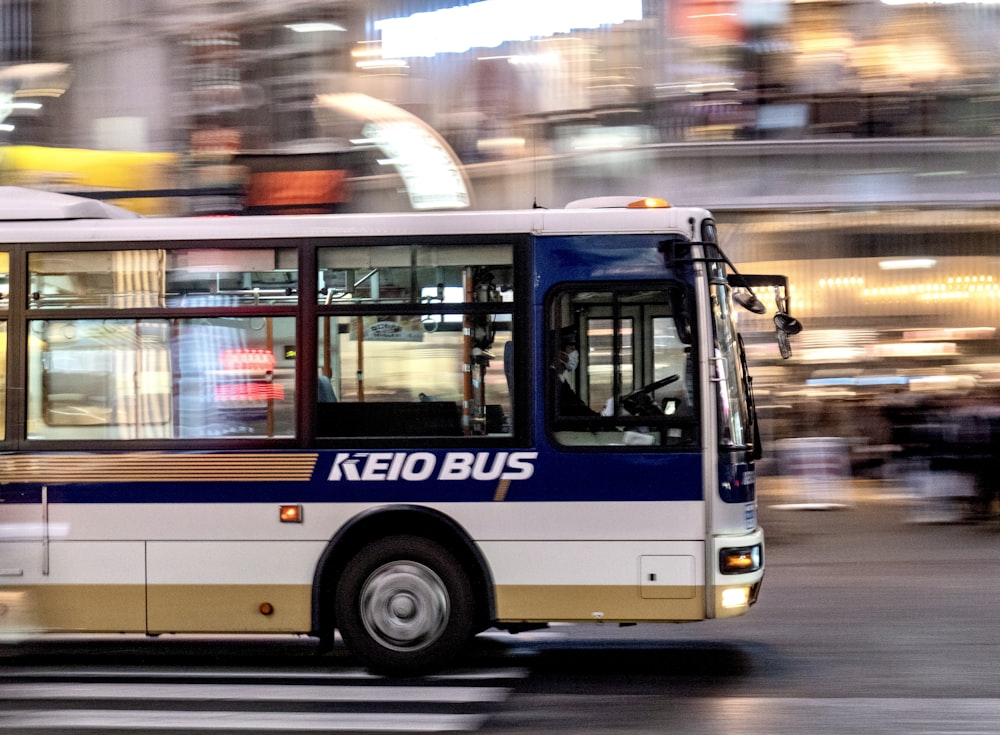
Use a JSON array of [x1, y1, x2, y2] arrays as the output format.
[[711, 274, 753, 449], [702, 227, 755, 452]]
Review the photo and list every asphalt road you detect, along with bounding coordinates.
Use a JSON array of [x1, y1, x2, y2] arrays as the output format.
[[2, 479, 999, 733]]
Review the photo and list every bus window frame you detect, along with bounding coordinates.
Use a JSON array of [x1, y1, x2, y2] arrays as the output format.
[[7, 235, 535, 451], [0, 249, 7, 444], [8, 239, 303, 452], [307, 234, 533, 449]]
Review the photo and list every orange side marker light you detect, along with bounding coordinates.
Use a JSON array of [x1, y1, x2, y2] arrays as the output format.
[[280, 505, 303, 523]]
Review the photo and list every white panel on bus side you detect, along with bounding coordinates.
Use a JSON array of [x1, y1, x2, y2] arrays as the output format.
[[47, 541, 146, 583], [146, 541, 328, 585], [0, 542, 38, 582], [480, 540, 705, 586], [639, 555, 697, 599], [17, 541, 148, 633]]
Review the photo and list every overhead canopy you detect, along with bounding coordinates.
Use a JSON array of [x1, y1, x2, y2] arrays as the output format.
[[315, 93, 472, 211], [0, 187, 140, 220]]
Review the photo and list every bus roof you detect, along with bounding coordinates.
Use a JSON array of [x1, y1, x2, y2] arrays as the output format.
[[0, 188, 712, 243], [0, 187, 140, 221]]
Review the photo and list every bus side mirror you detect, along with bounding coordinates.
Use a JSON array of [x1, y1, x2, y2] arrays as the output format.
[[774, 312, 802, 335], [773, 289, 802, 359], [734, 290, 767, 314]]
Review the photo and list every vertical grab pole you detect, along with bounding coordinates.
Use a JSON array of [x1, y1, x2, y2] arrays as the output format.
[[356, 316, 365, 402], [322, 291, 333, 379], [266, 317, 275, 437], [42, 485, 50, 576], [462, 269, 474, 436]]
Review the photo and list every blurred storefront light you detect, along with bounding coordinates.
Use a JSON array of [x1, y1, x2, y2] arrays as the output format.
[[879, 258, 937, 270], [882, 0, 1000, 4], [862, 276, 1000, 301], [0, 99, 44, 132], [902, 327, 996, 341], [285, 22, 346, 33], [873, 341, 957, 357], [0, 62, 72, 98], [818, 277, 864, 287], [798, 347, 868, 362], [355, 59, 409, 70], [375, 0, 643, 58]]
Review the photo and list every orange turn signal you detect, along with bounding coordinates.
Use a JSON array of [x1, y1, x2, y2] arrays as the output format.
[[279, 504, 303, 523], [720, 545, 762, 575], [627, 197, 671, 209]]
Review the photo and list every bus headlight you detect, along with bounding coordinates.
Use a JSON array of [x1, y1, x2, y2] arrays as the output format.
[[720, 544, 762, 575], [721, 587, 751, 609]]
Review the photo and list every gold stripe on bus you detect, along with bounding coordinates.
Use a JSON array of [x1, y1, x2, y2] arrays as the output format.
[[0, 453, 319, 483], [494, 584, 706, 622], [11, 584, 311, 633], [148, 584, 312, 632], [12, 585, 147, 632], [16, 583, 704, 635]]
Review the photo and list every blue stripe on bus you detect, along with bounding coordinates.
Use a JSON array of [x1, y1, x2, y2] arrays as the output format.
[[0, 451, 703, 504], [535, 234, 669, 282]]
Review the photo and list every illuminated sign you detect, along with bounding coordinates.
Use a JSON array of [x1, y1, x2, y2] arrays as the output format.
[[215, 383, 285, 401], [375, 0, 644, 58], [220, 349, 276, 371]]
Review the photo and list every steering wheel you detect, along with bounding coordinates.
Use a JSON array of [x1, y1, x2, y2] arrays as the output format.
[[621, 374, 680, 416]]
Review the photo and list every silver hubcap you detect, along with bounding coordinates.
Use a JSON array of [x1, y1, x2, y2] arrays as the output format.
[[359, 561, 449, 651]]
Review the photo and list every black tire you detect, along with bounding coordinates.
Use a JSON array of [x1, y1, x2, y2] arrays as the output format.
[[334, 535, 476, 676]]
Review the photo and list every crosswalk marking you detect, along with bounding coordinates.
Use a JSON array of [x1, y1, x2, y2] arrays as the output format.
[[0, 667, 526, 733], [1, 710, 487, 732], [6, 666, 532, 682], [1, 681, 511, 703]]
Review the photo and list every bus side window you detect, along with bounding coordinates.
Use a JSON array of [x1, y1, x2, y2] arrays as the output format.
[[27, 317, 297, 441], [314, 242, 516, 440], [315, 315, 463, 438], [315, 314, 514, 439], [174, 317, 297, 440]]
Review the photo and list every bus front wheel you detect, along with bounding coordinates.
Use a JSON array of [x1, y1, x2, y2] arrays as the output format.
[[334, 535, 475, 675]]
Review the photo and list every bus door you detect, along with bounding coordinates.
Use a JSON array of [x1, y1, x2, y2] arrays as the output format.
[[0, 305, 46, 637], [541, 284, 705, 616], [0, 246, 44, 635]]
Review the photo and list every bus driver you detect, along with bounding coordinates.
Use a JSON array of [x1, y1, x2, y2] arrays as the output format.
[[552, 330, 599, 418]]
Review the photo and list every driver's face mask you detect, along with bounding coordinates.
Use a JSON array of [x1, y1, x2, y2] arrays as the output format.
[[564, 349, 579, 373]]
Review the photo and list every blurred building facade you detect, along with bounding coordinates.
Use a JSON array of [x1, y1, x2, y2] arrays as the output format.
[[1, 0, 999, 156]]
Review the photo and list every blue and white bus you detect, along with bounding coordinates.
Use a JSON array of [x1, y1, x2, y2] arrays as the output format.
[[0, 189, 797, 674]]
